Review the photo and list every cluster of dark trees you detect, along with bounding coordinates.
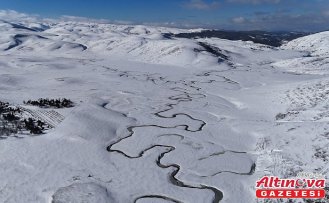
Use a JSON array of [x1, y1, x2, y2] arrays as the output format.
[[0, 101, 20, 136], [0, 101, 11, 114], [0, 101, 47, 136], [3, 113, 20, 122], [166, 30, 310, 47], [24, 98, 74, 108], [0, 101, 21, 121], [195, 42, 229, 63], [23, 118, 45, 134]]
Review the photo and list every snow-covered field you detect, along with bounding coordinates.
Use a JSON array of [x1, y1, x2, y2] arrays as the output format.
[[0, 14, 328, 203]]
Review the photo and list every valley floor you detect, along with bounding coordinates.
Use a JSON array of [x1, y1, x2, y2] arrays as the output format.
[[0, 21, 328, 203]]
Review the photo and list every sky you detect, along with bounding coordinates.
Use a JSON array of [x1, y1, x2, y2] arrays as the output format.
[[0, 0, 328, 31]]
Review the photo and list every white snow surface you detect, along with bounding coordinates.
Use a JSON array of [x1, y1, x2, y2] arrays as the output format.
[[0, 15, 328, 203], [283, 31, 329, 57], [275, 31, 329, 75]]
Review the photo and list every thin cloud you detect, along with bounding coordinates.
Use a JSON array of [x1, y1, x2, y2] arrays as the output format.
[[60, 15, 113, 24], [0, 10, 39, 22], [323, 10, 329, 17], [229, 11, 329, 31], [232, 17, 246, 23], [183, 0, 220, 10], [227, 0, 280, 4]]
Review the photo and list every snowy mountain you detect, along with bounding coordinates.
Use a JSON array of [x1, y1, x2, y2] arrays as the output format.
[[283, 31, 329, 56], [273, 31, 329, 75], [0, 16, 328, 203]]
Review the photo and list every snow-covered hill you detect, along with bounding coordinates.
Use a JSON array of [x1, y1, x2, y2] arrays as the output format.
[[273, 31, 329, 75], [0, 14, 328, 203], [283, 31, 329, 57]]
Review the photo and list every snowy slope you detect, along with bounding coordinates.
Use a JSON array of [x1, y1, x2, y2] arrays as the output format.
[[273, 31, 329, 75], [0, 13, 328, 203], [283, 31, 329, 57]]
